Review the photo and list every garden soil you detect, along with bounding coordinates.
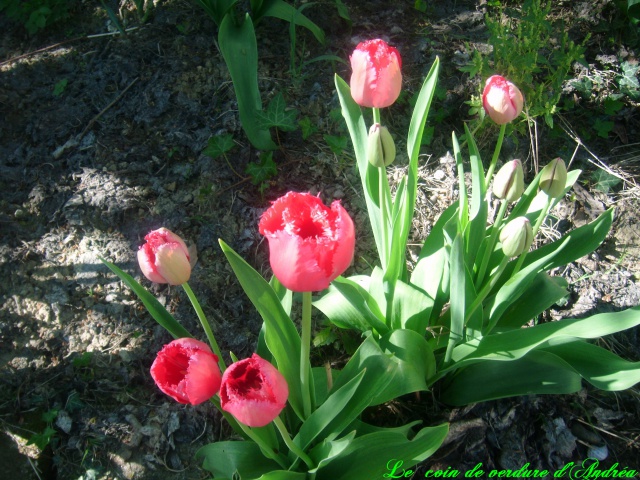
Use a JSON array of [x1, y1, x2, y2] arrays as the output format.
[[1, 0, 639, 478]]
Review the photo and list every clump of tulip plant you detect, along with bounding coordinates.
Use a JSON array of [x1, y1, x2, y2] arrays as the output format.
[[101, 36, 640, 480]]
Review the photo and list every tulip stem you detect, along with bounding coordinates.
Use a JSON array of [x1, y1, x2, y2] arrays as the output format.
[[512, 195, 552, 277], [273, 416, 315, 469], [237, 420, 289, 469], [466, 256, 509, 327], [300, 291, 313, 419], [475, 199, 508, 289], [485, 123, 506, 189], [182, 282, 226, 371]]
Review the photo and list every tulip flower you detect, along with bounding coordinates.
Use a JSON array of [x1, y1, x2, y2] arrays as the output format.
[[493, 159, 525, 203], [138, 227, 191, 285], [220, 354, 289, 428], [258, 192, 355, 292], [500, 216, 533, 258], [350, 39, 402, 108], [482, 75, 524, 125], [367, 123, 396, 168], [150, 338, 221, 405], [539, 158, 568, 199]]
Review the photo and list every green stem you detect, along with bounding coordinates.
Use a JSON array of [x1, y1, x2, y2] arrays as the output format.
[[484, 123, 507, 188], [182, 282, 226, 371], [238, 420, 288, 469], [475, 199, 509, 289], [466, 257, 509, 326], [273, 416, 314, 470], [372, 107, 381, 125], [300, 291, 312, 419], [512, 195, 553, 276]]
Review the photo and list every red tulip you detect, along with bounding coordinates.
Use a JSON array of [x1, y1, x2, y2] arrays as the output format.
[[482, 75, 524, 125], [350, 39, 402, 108], [150, 338, 221, 405], [220, 354, 289, 427], [258, 192, 355, 292], [137, 227, 191, 285]]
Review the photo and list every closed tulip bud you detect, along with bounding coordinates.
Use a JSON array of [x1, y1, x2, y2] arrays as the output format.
[[350, 39, 402, 108], [367, 123, 396, 168], [220, 354, 289, 427], [150, 338, 221, 405], [539, 158, 568, 199], [493, 159, 525, 202], [137, 228, 191, 285], [500, 216, 533, 258], [482, 75, 524, 125]]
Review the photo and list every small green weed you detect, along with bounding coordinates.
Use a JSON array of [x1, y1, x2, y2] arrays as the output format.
[[246, 151, 278, 194], [27, 409, 59, 450], [0, 0, 74, 34]]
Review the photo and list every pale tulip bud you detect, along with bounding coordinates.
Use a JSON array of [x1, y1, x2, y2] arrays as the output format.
[[539, 158, 568, 199], [493, 159, 525, 203], [500, 217, 533, 258], [367, 123, 396, 168], [482, 75, 524, 125]]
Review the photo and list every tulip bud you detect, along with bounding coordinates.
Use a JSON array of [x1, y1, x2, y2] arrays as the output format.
[[137, 227, 191, 285], [500, 216, 533, 257], [150, 338, 221, 405], [367, 123, 396, 168], [350, 39, 402, 108], [220, 354, 289, 427], [482, 75, 524, 125], [539, 158, 568, 199], [493, 159, 525, 203]]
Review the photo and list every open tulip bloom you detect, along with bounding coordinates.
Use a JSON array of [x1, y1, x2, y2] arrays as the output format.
[[100, 38, 640, 480]]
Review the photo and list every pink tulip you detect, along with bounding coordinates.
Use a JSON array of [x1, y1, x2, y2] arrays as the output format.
[[220, 354, 289, 427], [258, 192, 355, 292], [482, 75, 524, 125], [150, 338, 221, 405], [350, 39, 402, 108], [137, 227, 191, 285]]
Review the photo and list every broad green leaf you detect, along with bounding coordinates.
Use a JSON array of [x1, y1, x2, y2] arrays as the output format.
[[335, 74, 385, 263], [440, 350, 582, 405], [332, 330, 433, 406], [257, 0, 325, 44], [487, 209, 614, 327], [219, 240, 304, 419], [255, 472, 308, 480], [196, 441, 282, 478], [270, 275, 292, 316], [496, 273, 568, 331], [246, 151, 277, 184], [541, 339, 640, 390], [295, 370, 366, 450], [452, 132, 468, 230], [411, 202, 457, 324], [464, 123, 488, 267], [219, 14, 276, 150], [313, 424, 449, 480], [99, 258, 192, 339], [313, 276, 388, 335], [391, 279, 434, 333], [195, 0, 235, 26], [446, 305, 640, 371], [445, 232, 466, 364]]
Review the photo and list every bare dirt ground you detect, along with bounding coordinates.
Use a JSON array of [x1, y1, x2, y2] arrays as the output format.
[[1, 1, 639, 479]]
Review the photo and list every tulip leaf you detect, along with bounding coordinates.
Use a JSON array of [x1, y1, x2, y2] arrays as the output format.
[[332, 330, 433, 406], [99, 258, 192, 340], [219, 240, 304, 420], [440, 350, 583, 406], [541, 339, 640, 391], [335, 74, 386, 265], [313, 423, 449, 480], [218, 13, 276, 151], [295, 369, 366, 450], [314, 276, 388, 335], [390, 278, 434, 333], [464, 123, 488, 267], [496, 273, 568, 331], [196, 440, 281, 478], [256, 0, 325, 44], [254, 472, 308, 480], [445, 305, 640, 373], [486, 208, 613, 328]]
